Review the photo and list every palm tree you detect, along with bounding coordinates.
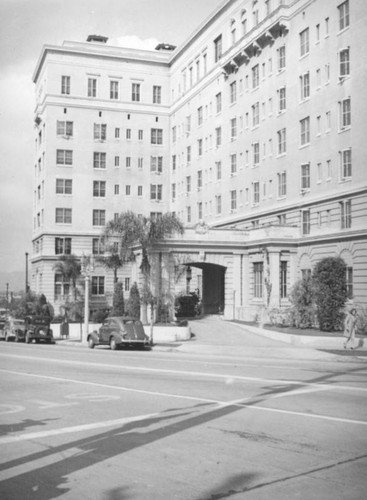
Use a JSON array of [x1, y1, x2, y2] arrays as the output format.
[[102, 211, 184, 321], [96, 247, 126, 284], [53, 254, 81, 301]]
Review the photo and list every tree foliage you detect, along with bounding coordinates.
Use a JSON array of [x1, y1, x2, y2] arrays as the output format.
[[53, 254, 81, 300], [127, 282, 141, 319], [289, 276, 315, 328], [312, 257, 348, 331], [111, 281, 124, 316]]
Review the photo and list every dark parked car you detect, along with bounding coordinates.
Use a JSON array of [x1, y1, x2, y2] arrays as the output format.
[[25, 315, 53, 344], [1, 318, 25, 342], [87, 316, 150, 350]]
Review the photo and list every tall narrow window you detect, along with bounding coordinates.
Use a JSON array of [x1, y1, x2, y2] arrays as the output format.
[[301, 163, 311, 190], [277, 128, 286, 154], [278, 171, 287, 197], [300, 117, 310, 145], [252, 65, 259, 89], [253, 181, 260, 204], [280, 261, 287, 299], [252, 102, 259, 127], [230, 81, 237, 103], [153, 85, 161, 104], [88, 78, 97, 97], [214, 35, 222, 62], [338, 1, 350, 31], [253, 263, 263, 298], [345, 266, 353, 299], [340, 200, 352, 229], [216, 93, 222, 113], [340, 48, 350, 76], [340, 98, 351, 128], [230, 118, 237, 140], [340, 149, 352, 179], [278, 87, 286, 111], [231, 190, 237, 211], [253, 143, 260, 166], [301, 210, 310, 235], [278, 46, 286, 70], [61, 76, 70, 95], [110, 80, 119, 100], [132, 83, 140, 102], [300, 28, 310, 57]]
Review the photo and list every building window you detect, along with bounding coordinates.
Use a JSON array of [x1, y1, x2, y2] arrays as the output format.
[[214, 35, 222, 62], [126, 157, 131, 168], [151, 156, 163, 173], [110, 80, 119, 100], [198, 139, 203, 156], [301, 210, 310, 235], [340, 200, 352, 229], [54, 273, 70, 300], [253, 263, 263, 298], [55, 237, 71, 255], [150, 184, 162, 201], [252, 65, 259, 89], [253, 142, 260, 166], [92, 238, 104, 255], [340, 98, 351, 128], [186, 146, 191, 164], [252, 102, 259, 127], [300, 117, 310, 145], [114, 184, 120, 195], [56, 149, 73, 165], [277, 128, 286, 154], [216, 161, 222, 180], [340, 149, 352, 179], [278, 46, 286, 70], [197, 106, 203, 125], [278, 171, 287, 197], [215, 127, 222, 147], [124, 278, 130, 292], [253, 181, 260, 204], [230, 81, 237, 103], [215, 195, 222, 215], [277, 87, 286, 112], [92, 209, 105, 226], [55, 208, 72, 224], [280, 261, 287, 299], [300, 28, 309, 57], [339, 48, 350, 76], [61, 75, 70, 95], [93, 180, 106, 197], [126, 185, 131, 196], [93, 152, 106, 169], [153, 85, 161, 104], [301, 163, 311, 190], [197, 170, 202, 189], [115, 128, 120, 139], [138, 185, 143, 197], [198, 202, 203, 219], [132, 83, 140, 102], [94, 123, 107, 140], [56, 178, 72, 195], [138, 129, 143, 141], [57, 121, 73, 137], [230, 118, 237, 140], [186, 176, 191, 193], [88, 78, 97, 97], [231, 190, 237, 211], [338, 1, 350, 31], [151, 128, 163, 144], [345, 266, 353, 299], [126, 128, 131, 140], [230, 154, 237, 175], [92, 276, 105, 296], [216, 92, 222, 113]]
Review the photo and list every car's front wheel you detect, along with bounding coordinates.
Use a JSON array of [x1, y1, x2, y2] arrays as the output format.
[[88, 337, 95, 349], [110, 337, 117, 350]]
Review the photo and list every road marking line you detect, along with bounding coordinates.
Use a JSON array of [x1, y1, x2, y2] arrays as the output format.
[[0, 412, 159, 445], [0, 370, 366, 428], [0, 356, 365, 394]]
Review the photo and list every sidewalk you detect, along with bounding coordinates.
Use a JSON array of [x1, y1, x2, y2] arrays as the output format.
[[55, 317, 367, 360]]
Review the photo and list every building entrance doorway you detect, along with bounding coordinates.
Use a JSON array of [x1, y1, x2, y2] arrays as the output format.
[[188, 263, 226, 315]]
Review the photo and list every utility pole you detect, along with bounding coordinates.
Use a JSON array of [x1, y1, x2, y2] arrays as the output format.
[[25, 252, 29, 294]]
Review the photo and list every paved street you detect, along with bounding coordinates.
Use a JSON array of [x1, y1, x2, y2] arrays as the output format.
[[0, 319, 366, 500]]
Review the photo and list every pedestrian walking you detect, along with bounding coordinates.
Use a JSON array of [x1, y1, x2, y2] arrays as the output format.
[[343, 308, 357, 350]]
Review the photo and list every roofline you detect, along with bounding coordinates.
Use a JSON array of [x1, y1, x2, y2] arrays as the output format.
[[33, 0, 235, 83]]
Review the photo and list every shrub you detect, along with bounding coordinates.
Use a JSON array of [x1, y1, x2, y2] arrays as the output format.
[[289, 276, 315, 329], [312, 257, 348, 331], [90, 309, 109, 323], [111, 281, 124, 316], [127, 282, 141, 319], [174, 292, 199, 318]]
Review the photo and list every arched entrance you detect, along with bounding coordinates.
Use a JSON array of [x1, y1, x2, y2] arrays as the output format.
[[188, 262, 226, 315]]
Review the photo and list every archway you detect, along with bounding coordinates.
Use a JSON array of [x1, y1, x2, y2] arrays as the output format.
[[187, 262, 226, 315]]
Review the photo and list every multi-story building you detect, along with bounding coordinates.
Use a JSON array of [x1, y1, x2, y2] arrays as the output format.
[[32, 0, 367, 321]]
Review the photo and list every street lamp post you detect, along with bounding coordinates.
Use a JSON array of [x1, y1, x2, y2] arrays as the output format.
[[81, 254, 95, 343]]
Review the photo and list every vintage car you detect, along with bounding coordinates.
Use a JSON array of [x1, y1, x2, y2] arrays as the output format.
[[25, 315, 54, 344], [87, 316, 150, 350], [1, 318, 25, 342]]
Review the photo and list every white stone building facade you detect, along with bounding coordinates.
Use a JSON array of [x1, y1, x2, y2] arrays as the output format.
[[32, 0, 367, 321]]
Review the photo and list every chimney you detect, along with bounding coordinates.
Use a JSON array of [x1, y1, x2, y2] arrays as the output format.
[[155, 43, 176, 51], [87, 35, 108, 44]]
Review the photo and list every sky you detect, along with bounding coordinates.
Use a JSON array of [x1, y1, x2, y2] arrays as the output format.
[[0, 0, 224, 283]]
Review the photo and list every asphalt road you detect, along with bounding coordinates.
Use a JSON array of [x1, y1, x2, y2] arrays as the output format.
[[0, 335, 366, 500]]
